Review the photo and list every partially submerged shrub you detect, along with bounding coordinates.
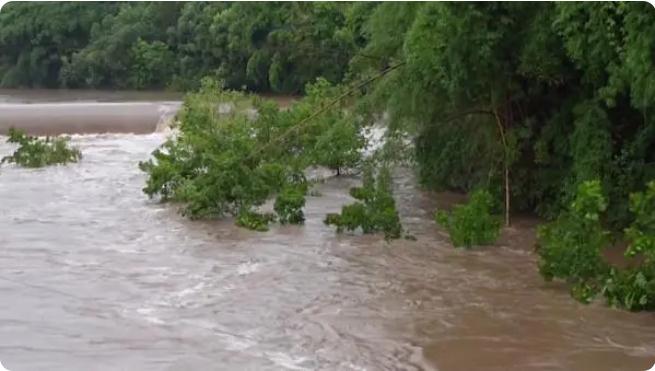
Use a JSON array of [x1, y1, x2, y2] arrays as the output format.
[[623, 181, 655, 262], [274, 184, 307, 224], [435, 189, 501, 248], [537, 180, 610, 301], [537, 181, 610, 282], [2, 128, 81, 168], [236, 209, 276, 232], [536, 180, 655, 310], [603, 267, 655, 311], [324, 165, 402, 240], [603, 181, 655, 310]]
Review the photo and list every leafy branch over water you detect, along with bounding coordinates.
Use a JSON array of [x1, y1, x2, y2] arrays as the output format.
[[1, 128, 82, 168]]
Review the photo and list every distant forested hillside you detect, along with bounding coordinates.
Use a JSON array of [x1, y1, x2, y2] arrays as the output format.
[[0, 2, 357, 92]]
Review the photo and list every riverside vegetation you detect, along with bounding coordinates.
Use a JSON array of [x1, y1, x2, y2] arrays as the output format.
[[3, 2, 655, 311], [1, 128, 81, 168], [138, 78, 401, 235]]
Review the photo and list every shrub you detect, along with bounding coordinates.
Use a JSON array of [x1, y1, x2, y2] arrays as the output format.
[[603, 267, 655, 311], [435, 189, 501, 248], [623, 181, 655, 262], [274, 184, 307, 224], [324, 165, 402, 240], [236, 209, 276, 232], [536, 180, 610, 299], [1, 128, 82, 168], [325, 203, 369, 233], [602, 181, 655, 310]]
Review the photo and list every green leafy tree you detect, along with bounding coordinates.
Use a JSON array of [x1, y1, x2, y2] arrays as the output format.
[[140, 78, 360, 231], [537, 180, 610, 302], [313, 118, 364, 175], [130, 39, 174, 89], [0, 2, 118, 87]]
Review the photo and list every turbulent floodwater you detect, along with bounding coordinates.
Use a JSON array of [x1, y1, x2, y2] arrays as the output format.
[[0, 94, 654, 371]]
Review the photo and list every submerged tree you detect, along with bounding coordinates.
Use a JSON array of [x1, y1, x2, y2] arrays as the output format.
[[139, 77, 382, 232], [1, 128, 82, 168]]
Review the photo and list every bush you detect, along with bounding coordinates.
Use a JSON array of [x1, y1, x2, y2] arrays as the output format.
[[324, 165, 402, 240], [624, 181, 655, 261], [435, 189, 501, 248], [603, 181, 655, 310], [236, 209, 276, 232], [274, 184, 307, 224], [603, 267, 655, 311], [536, 180, 610, 300], [1, 128, 82, 168]]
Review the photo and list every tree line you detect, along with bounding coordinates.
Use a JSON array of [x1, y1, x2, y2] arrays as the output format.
[[0, 2, 355, 92]]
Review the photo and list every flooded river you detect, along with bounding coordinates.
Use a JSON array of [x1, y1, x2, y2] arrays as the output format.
[[0, 91, 654, 370]]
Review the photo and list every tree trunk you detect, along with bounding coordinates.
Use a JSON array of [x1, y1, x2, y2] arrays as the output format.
[[504, 162, 510, 227], [493, 109, 511, 227]]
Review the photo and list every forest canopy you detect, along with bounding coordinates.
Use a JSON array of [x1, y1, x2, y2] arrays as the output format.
[[0, 2, 355, 93]]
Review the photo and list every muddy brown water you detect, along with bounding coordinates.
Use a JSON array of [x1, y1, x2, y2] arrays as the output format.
[[0, 89, 295, 136], [0, 91, 654, 371]]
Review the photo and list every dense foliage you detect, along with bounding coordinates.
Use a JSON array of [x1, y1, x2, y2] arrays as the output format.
[[324, 165, 402, 240], [537, 181, 610, 302], [139, 78, 376, 232], [345, 2, 655, 308], [0, 2, 355, 93], [604, 181, 655, 310], [351, 2, 655, 231], [538, 180, 655, 309], [274, 184, 307, 225], [236, 210, 276, 232], [435, 189, 501, 248], [1, 128, 81, 168], [140, 80, 292, 220]]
